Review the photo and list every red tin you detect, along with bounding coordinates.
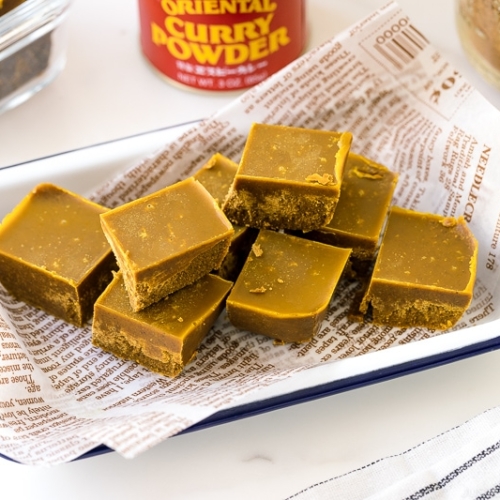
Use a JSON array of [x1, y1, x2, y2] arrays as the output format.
[[138, 0, 306, 91]]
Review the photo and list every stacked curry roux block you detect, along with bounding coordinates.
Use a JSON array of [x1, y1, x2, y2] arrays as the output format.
[[0, 122, 479, 379], [0, 179, 237, 379], [94, 176, 235, 378]]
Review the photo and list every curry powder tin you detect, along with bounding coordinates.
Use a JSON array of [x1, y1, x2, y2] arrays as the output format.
[[138, 0, 306, 92]]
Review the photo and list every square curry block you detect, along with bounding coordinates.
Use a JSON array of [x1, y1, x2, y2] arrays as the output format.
[[359, 206, 478, 330], [304, 152, 398, 276], [100, 177, 234, 312], [92, 272, 233, 378], [222, 123, 352, 231], [0, 183, 116, 326], [226, 230, 351, 343]]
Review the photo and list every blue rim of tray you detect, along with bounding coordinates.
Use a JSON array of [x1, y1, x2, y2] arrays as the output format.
[[69, 334, 500, 461], [2, 334, 500, 463]]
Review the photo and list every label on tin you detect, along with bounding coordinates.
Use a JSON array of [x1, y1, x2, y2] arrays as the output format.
[[138, 0, 306, 91]]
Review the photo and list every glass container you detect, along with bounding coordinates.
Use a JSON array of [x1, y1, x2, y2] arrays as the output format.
[[456, 0, 500, 88], [0, 0, 71, 114]]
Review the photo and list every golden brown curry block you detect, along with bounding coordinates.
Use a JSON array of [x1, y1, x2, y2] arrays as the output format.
[[222, 123, 352, 231], [226, 230, 351, 343], [301, 153, 398, 276], [194, 153, 258, 281], [92, 272, 232, 378], [193, 152, 239, 207], [358, 206, 478, 330], [0, 183, 116, 326], [100, 177, 234, 312]]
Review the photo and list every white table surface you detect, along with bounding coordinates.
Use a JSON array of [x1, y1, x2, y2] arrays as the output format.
[[2, 0, 500, 498]]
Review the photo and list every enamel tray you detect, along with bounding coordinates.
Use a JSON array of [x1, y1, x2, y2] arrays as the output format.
[[2, 122, 500, 461]]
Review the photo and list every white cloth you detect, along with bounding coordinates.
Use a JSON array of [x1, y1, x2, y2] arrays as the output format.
[[286, 407, 500, 499]]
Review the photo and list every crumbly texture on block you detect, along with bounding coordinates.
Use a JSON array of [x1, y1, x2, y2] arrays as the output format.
[[226, 230, 351, 343], [92, 272, 233, 378], [222, 123, 352, 231], [302, 153, 398, 276], [100, 177, 234, 311], [129, 237, 231, 311], [0, 183, 116, 326], [358, 206, 478, 330]]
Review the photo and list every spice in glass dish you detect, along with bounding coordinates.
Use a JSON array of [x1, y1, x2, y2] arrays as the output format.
[[456, 0, 500, 88], [0, 0, 27, 16], [0, 0, 71, 114]]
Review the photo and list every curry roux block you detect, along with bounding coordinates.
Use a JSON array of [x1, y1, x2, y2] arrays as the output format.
[[226, 230, 351, 343], [92, 272, 232, 377], [304, 153, 398, 275], [100, 177, 234, 312], [222, 123, 352, 231], [359, 207, 478, 330], [193, 153, 239, 207], [194, 153, 258, 281], [0, 183, 116, 326]]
